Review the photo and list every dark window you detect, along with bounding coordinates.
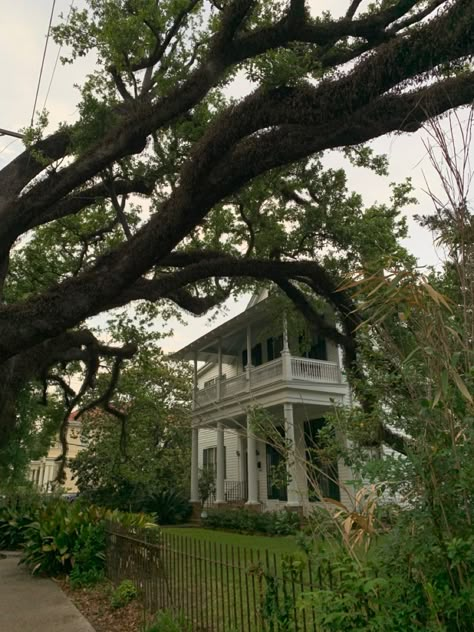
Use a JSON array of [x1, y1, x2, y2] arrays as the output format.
[[304, 418, 340, 501], [309, 336, 327, 361], [267, 335, 284, 361], [242, 343, 263, 368], [299, 334, 327, 361], [266, 442, 287, 501], [252, 343, 262, 366], [203, 446, 226, 478]]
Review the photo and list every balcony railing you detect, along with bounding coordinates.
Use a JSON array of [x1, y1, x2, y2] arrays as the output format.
[[291, 357, 341, 383], [195, 356, 342, 407], [206, 480, 251, 506]]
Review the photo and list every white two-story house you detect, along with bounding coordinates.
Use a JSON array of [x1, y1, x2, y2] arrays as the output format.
[[173, 290, 354, 514]]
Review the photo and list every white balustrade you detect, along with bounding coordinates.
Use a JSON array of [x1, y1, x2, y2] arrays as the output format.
[[196, 357, 341, 405], [195, 383, 218, 405], [221, 373, 247, 398], [290, 357, 341, 383], [250, 358, 283, 386]]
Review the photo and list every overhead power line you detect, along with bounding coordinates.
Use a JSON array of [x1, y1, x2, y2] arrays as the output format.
[[31, 0, 57, 127], [42, 0, 76, 114]]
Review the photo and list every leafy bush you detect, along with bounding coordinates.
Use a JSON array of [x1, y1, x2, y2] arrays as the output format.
[[0, 491, 59, 550], [69, 520, 106, 588], [144, 610, 191, 632], [20, 500, 156, 577], [0, 505, 38, 550], [142, 489, 192, 525], [69, 566, 104, 589], [202, 508, 300, 535], [21, 503, 106, 576], [110, 579, 138, 608]]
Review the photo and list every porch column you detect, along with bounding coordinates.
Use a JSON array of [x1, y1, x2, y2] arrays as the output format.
[[246, 414, 259, 505], [281, 312, 292, 381], [217, 339, 222, 401], [47, 463, 55, 491], [43, 463, 51, 491], [192, 351, 198, 410], [246, 324, 252, 391], [216, 423, 225, 504], [39, 459, 46, 491], [238, 434, 246, 481], [284, 403, 301, 507], [190, 426, 200, 503]]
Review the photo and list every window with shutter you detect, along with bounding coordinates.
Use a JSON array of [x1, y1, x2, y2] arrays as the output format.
[[202, 446, 226, 478]]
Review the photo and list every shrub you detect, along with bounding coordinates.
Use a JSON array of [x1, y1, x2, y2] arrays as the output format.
[[0, 505, 38, 550], [69, 566, 104, 589], [21, 503, 107, 576], [0, 490, 51, 550], [202, 508, 300, 535], [142, 489, 192, 525], [20, 500, 156, 577], [111, 579, 138, 608], [144, 610, 191, 632]]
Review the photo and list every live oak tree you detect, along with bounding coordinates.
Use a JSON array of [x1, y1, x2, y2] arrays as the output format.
[[0, 0, 473, 463], [70, 327, 192, 509]]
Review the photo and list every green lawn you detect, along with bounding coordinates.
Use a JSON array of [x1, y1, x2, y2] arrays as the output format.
[[158, 526, 319, 631], [162, 526, 301, 556]]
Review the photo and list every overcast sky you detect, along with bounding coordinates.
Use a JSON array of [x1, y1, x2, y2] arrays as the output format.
[[0, 0, 463, 352]]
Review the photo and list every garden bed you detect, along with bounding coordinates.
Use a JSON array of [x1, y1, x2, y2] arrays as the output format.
[[60, 579, 152, 632]]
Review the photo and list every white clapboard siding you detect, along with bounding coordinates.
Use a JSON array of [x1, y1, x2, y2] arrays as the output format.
[[197, 361, 238, 389], [198, 428, 240, 482]]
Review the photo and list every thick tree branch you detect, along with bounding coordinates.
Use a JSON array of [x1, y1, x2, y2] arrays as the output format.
[[0, 129, 71, 202], [0, 70, 471, 363], [1, 0, 468, 260], [27, 178, 153, 231]]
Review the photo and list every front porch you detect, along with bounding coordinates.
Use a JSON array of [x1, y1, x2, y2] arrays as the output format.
[[191, 402, 352, 513]]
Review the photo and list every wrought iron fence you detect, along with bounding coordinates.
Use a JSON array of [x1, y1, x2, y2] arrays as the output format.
[[105, 522, 334, 632]]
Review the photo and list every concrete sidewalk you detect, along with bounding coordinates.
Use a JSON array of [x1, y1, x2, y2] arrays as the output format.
[[0, 552, 95, 631]]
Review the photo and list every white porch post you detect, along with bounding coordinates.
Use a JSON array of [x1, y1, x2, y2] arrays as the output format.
[[47, 463, 55, 491], [39, 459, 46, 491], [284, 403, 301, 507], [43, 463, 50, 491], [246, 324, 252, 391], [281, 312, 292, 381], [216, 423, 225, 504], [238, 434, 246, 481], [245, 414, 259, 505], [217, 339, 222, 401], [190, 426, 200, 503], [192, 350, 198, 410]]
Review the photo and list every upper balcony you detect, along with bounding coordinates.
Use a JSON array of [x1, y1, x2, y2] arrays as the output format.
[[196, 355, 342, 407], [172, 295, 348, 415]]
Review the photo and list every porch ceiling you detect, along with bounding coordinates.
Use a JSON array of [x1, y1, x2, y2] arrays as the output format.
[[171, 298, 276, 362]]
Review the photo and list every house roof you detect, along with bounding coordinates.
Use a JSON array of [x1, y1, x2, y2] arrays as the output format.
[[171, 296, 275, 362]]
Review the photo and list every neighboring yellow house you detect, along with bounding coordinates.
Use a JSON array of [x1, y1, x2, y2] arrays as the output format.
[[29, 412, 85, 493]]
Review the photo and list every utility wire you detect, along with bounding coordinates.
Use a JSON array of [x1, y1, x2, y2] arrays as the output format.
[[42, 0, 76, 113], [30, 0, 57, 127], [0, 138, 20, 156]]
